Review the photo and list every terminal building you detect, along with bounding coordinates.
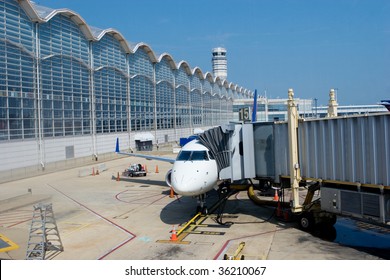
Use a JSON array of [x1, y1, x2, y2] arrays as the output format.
[[0, 0, 253, 181], [233, 94, 387, 122], [233, 97, 314, 122]]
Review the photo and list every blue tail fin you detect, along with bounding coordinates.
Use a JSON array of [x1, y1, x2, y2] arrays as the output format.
[[252, 89, 258, 122], [115, 138, 120, 153], [380, 100, 390, 112]]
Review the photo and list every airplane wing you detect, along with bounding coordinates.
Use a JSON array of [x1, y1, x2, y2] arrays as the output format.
[[115, 138, 176, 164]]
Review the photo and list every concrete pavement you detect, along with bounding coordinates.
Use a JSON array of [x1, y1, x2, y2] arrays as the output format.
[[0, 153, 383, 260]]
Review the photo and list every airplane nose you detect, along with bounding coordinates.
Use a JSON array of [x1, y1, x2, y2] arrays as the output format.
[[170, 158, 218, 196], [171, 168, 203, 196]]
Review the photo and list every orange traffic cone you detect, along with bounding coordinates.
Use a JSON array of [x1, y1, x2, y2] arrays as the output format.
[[155, 165, 159, 173], [273, 189, 279, 201], [116, 172, 120, 182], [169, 187, 175, 198], [92, 167, 95, 176], [170, 225, 178, 241]]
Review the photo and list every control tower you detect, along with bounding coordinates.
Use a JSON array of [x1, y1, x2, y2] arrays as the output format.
[[212, 47, 227, 79]]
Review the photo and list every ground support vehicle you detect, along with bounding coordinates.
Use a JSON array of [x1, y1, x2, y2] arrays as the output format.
[[122, 164, 147, 177]]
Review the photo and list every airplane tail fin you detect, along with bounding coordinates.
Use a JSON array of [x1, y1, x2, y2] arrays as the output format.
[[115, 138, 120, 153], [380, 100, 390, 112], [252, 89, 258, 122]]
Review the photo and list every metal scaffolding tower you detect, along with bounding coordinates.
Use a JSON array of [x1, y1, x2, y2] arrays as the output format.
[[26, 203, 63, 260]]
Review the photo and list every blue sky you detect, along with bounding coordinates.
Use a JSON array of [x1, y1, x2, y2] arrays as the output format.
[[35, 0, 390, 106]]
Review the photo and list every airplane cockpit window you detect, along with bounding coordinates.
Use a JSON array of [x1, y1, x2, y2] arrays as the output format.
[[176, 151, 191, 161], [191, 151, 209, 161], [176, 150, 209, 161]]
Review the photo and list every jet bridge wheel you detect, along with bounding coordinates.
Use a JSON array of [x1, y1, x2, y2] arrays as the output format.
[[299, 212, 315, 231]]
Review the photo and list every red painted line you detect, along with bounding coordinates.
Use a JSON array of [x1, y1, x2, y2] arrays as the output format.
[[114, 189, 131, 202], [115, 189, 181, 205], [213, 228, 286, 260], [0, 215, 30, 222], [214, 239, 230, 260], [7, 218, 32, 228], [115, 190, 164, 204], [48, 184, 137, 259], [149, 194, 169, 205], [97, 236, 136, 260], [0, 211, 32, 228]]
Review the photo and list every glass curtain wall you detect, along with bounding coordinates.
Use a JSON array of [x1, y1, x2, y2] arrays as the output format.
[[129, 48, 154, 131], [0, 0, 35, 140], [0, 0, 252, 144], [40, 14, 90, 137], [156, 57, 174, 130], [175, 66, 190, 129], [190, 89, 202, 127], [175, 86, 189, 128], [156, 81, 174, 129], [93, 34, 128, 134]]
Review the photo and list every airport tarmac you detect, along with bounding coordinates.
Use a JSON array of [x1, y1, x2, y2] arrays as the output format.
[[0, 152, 384, 260]]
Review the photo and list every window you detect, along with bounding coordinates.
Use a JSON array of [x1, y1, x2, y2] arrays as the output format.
[[176, 150, 209, 161], [191, 151, 209, 161]]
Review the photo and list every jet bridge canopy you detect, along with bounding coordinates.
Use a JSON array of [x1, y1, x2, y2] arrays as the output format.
[[198, 123, 256, 181], [198, 126, 231, 172]]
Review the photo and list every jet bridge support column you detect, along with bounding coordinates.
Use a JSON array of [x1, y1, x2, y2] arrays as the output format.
[[287, 89, 303, 213]]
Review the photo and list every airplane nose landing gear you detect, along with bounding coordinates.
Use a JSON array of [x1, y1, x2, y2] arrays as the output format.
[[196, 194, 208, 215]]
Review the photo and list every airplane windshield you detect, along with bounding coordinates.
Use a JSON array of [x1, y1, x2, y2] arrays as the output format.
[[191, 151, 209, 161], [176, 151, 209, 161], [177, 151, 191, 161]]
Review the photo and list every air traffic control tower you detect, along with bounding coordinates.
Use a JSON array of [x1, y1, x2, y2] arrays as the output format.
[[212, 47, 227, 80]]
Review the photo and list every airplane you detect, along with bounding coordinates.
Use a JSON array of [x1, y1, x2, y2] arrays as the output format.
[[115, 137, 218, 214], [379, 100, 390, 111]]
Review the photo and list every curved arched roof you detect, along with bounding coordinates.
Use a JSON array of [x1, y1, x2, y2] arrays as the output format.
[[19, 0, 252, 97], [94, 28, 131, 53], [222, 80, 229, 89], [204, 72, 214, 83], [132, 43, 158, 62], [158, 53, 176, 69], [177, 61, 192, 75], [192, 67, 204, 78]]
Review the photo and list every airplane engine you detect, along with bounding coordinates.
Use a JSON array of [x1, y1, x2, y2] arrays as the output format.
[[165, 169, 172, 187]]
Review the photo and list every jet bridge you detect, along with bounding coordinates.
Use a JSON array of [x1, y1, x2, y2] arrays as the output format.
[[199, 91, 390, 225]]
